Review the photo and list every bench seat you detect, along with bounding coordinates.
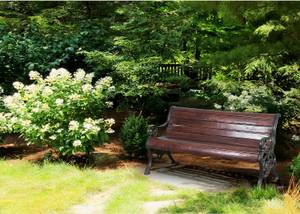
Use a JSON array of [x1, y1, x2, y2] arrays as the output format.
[[148, 136, 259, 162], [144, 106, 281, 186]]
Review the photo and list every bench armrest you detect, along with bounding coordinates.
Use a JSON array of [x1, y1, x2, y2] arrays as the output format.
[[148, 122, 168, 137]]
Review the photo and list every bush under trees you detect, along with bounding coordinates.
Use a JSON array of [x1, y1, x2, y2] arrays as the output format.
[[120, 115, 149, 158]]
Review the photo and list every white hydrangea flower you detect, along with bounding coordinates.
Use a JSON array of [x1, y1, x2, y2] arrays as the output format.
[[21, 120, 31, 127], [105, 128, 115, 134], [95, 77, 112, 90], [11, 116, 18, 124], [0, 86, 4, 94], [228, 95, 237, 102], [47, 68, 71, 82], [41, 124, 50, 133], [55, 98, 64, 106], [13, 81, 24, 90], [108, 86, 115, 92], [85, 73, 95, 83], [83, 122, 93, 130], [240, 99, 248, 105], [82, 84, 93, 92], [24, 84, 38, 95], [29, 71, 42, 81], [74, 69, 86, 81], [41, 104, 50, 111], [214, 103, 222, 109], [83, 118, 101, 133], [73, 140, 82, 147], [105, 101, 113, 108], [49, 135, 57, 140], [3, 94, 21, 109], [0, 113, 6, 121], [69, 94, 81, 101], [56, 128, 63, 133], [241, 90, 249, 96], [32, 108, 40, 113], [57, 68, 71, 79], [69, 120, 79, 131], [105, 118, 115, 126], [42, 86, 53, 97]]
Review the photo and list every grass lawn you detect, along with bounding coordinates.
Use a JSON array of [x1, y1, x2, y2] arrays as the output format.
[[0, 160, 137, 214], [161, 186, 280, 214], [0, 159, 293, 214], [0, 159, 192, 214]]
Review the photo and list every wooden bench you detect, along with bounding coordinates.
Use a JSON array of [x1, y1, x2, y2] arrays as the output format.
[[144, 106, 281, 186]]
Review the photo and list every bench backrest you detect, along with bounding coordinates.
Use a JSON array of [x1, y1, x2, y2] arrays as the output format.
[[166, 106, 280, 146]]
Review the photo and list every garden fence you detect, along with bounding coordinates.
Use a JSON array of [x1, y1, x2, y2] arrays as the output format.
[[159, 64, 213, 80]]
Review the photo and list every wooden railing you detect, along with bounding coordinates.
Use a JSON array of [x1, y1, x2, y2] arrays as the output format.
[[159, 64, 213, 80]]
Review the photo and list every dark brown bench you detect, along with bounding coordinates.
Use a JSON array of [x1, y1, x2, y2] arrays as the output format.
[[144, 106, 281, 186]]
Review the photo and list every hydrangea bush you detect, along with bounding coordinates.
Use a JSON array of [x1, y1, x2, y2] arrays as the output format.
[[0, 68, 115, 156]]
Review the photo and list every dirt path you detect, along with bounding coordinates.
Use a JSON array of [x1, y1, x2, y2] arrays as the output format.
[[67, 186, 119, 214]]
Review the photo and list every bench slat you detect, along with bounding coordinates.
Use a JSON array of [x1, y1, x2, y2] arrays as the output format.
[[167, 126, 269, 140], [148, 137, 258, 162], [162, 133, 260, 149], [170, 108, 276, 127], [169, 120, 272, 134], [171, 106, 277, 119]]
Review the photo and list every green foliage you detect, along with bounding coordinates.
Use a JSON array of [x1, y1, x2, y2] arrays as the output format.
[[163, 186, 279, 214], [291, 153, 300, 178], [163, 75, 192, 91], [0, 2, 114, 94], [113, 57, 166, 113], [280, 88, 300, 123], [120, 115, 149, 158], [254, 21, 286, 40], [80, 50, 117, 77], [0, 1, 299, 160], [0, 68, 115, 156], [244, 56, 276, 82]]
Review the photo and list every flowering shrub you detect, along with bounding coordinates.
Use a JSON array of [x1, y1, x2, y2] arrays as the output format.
[[221, 84, 277, 113], [0, 68, 115, 156]]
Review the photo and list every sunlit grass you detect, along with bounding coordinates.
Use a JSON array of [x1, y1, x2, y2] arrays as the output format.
[[0, 160, 134, 214]]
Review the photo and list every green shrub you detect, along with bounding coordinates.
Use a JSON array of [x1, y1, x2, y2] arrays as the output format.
[[0, 68, 115, 156], [291, 153, 300, 178], [120, 115, 149, 158], [163, 75, 192, 91]]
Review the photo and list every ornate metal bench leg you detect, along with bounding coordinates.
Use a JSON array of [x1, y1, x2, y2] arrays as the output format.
[[167, 152, 177, 164], [144, 149, 153, 175]]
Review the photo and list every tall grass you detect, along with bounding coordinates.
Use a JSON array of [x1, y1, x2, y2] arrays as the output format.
[[264, 177, 300, 214]]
